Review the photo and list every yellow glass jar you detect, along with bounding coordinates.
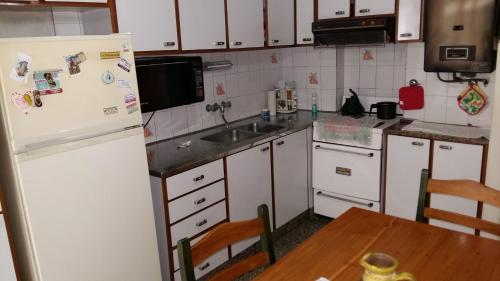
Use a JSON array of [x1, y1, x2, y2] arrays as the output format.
[[360, 253, 416, 281]]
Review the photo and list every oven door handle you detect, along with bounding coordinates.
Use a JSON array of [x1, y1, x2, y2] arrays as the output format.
[[314, 145, 374, 158], [316, 191, 374, 208]]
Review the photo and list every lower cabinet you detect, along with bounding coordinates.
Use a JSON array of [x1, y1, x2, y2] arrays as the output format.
[[226, 142, 273, 256], [273, 130, 309, 228], [0, 214, 16, 281]]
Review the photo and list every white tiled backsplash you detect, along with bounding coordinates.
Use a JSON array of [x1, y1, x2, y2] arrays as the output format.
[[144, 43, 496, 143]]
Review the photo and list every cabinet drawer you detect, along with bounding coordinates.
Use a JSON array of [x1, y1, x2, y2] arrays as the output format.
[[173, 246, 228, 280], [313, 142, 381, 201], [172, 233, 229, 272], [168, 180, 225, 224], [170, 201, 226, 247], [167, 160, 224, 200], [314, 189, 380, 218]]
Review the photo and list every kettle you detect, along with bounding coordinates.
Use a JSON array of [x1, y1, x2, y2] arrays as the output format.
[[341, 89, 365, 117]]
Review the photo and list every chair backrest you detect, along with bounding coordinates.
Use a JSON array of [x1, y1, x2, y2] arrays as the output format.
[[177, 204, 276, 281], [416, 169, 500, 236]]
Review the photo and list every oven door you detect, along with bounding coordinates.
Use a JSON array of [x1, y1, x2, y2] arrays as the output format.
[[312, 141, 381, 201]]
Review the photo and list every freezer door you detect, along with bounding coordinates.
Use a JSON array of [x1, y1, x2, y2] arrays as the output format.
[[0, 35, 142, 153], [14, 129, 161, 281]]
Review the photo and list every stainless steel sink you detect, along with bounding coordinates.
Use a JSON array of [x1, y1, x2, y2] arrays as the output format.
[[237, 122, 285, 134], [200, 129, 263, 144]]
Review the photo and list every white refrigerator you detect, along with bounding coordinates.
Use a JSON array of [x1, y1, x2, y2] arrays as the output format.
[[0, 35, 162, 281]]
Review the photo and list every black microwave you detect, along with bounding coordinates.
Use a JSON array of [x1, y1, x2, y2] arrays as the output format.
[[135, 56, 205, 113]]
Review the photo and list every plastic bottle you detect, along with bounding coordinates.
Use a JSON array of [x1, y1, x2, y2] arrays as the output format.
[[311, 93, 318, 115]]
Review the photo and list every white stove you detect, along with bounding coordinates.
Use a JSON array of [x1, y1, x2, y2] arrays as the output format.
[[312, 115, 399, 218]]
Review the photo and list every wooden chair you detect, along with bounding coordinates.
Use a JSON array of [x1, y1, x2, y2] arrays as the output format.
[[177, 204, 276, 281], [416, 169, 500, 236]]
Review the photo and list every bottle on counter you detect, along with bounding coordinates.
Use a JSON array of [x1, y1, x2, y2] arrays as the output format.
[[311, 92, 318, 115]]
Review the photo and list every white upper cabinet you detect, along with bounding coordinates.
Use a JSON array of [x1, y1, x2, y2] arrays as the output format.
[[296, 0, 314, 44], [396, 0, 422, 41], [267, 0, 295, 46], [318, 0, 350, 19], [385, 135, 430, 220], [431, 141, 483, 234], [179, 0, 227, 50], [355, 0, 395, 17], [116, 0, 178, 52], [227, 0, 265, 48]]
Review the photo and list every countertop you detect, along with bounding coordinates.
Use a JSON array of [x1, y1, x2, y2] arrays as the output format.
[[386, 119, 490, 145], [146, 110, 330, 178]]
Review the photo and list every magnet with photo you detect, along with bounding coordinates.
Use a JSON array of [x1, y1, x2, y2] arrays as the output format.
[[117, 58, 131, 72], [33, 70, 63, 95], [64, 52, 86, 76], [11, 92, 31, 114], [10, 52, 32, 84]]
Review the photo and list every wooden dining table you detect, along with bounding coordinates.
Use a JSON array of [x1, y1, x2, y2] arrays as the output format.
[[254, 207, 500, 281]]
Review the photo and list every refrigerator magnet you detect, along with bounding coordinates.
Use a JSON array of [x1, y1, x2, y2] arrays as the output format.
[[33, 70, 63, 95], [103, 106, 119, 116], [11, 92, 31, 114], [100, 51, 120, 60], [126, 102, 138, 114], [124, 93, 137, 104], [117, 58, 131, 72], [10, 52, 32, 84], [64, 52, 86, 76], [33, 90, 43, 107], [101, 71, 115, 85], [117, 79, 131, 88], [121, 43, 130, 52]]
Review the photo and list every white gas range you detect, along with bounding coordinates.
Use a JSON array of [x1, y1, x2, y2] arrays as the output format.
[[312, 115, 400, 218]]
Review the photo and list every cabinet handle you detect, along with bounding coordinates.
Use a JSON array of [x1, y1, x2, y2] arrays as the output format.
[[439, 145, 453, 150], [271, 39, 280, 44], [214, 41, 225, 46], [194, 197, 206, 205], [412, 141, 424, 147], [276, 141, 285, 146], [359, 9, 370, 14], [317, 191, 374, 208], [163, 41, 175, 47], [231, 41, 243, 46], [196, 219, 208, 227], [302, 38, 312, 42], [315, 145, 374, 158], [400, 33, 413, 38], [261, 146, 270, 152], [199, 262, 210, 271], [193, 175, 205, 182], [335, 10, 345, 15]]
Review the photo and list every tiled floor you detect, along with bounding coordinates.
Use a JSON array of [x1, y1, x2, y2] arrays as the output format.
[[201, 211, 332, 281]]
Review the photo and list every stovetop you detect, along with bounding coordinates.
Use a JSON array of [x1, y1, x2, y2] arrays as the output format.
[[314, 114, 400, 133]]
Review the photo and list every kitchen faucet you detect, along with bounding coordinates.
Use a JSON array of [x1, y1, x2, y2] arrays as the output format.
[[206, 101, 232, 128]]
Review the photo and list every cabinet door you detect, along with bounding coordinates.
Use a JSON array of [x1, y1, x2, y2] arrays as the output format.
[[226, 143, 273, 255], [179, 0, 226, 50], [227, 0, 264, 48], [385, 135, 430, 220], [1, 215, 16, 281], [116, 0, 178, 51], [355, 0, 395, 16], [431, 141, 483, 234], [267, 0, 295, 46], [396, 0, 422, 41], [296, 0, 314, 44], [318, 0, 350, 19], [273, 130, 308, 228]]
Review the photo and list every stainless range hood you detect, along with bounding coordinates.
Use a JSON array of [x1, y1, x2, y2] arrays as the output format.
[[312, 17, 396, 47]]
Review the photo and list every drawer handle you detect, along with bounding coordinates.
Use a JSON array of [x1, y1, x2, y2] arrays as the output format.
[[272, 39, 280, 44], [439, 145, 453, 150], [335, 10, 345, 15], [214, 41, 225, 46], [315, 145, 374, 158], [193, 175, 205, 182], [302, 38, 312, 42], [194, 197, 206, 205], [199, 262, 210, 271], [276, 141, 285, 146], [196, 219, 208, 227], [317, 191, 374, 208], [412, 141, 424, 147], [232, 41, 243, 46], [359, 9, 370, 14], [163, 41, 175, 47], [400, 33, 413, 38], [336, 167, 352, 176], [261, 147, 270, 152]]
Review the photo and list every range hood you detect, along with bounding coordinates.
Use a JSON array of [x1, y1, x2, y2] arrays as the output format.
[[312, 17, 395, 47]]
